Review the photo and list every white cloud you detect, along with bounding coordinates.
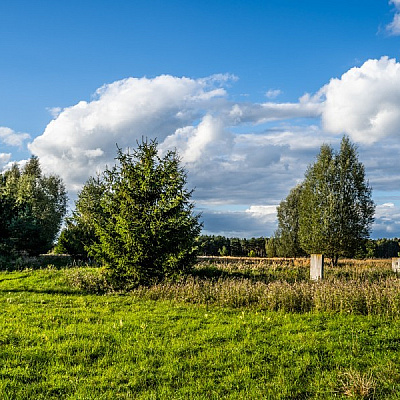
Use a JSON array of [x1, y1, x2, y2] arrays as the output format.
[[160, 114, 231, 164], [0, 127, 30, 147], [229, 99, 322, 125], [47, 107, 62, 118], [0, 153, 11, 168], [387, 13, 400, 35], [29, 73, 322, 193], [387, 1, 400, 35], [245, 205, 278, 223], [373, 202, 400, 236], [28, 75, 232, 191], [265, 89, 282, 99], [321, 57, 400, 144]]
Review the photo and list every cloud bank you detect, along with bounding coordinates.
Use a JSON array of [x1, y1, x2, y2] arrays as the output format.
[[25, 57, 400, 237]]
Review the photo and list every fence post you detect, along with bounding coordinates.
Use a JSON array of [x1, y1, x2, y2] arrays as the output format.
[[392, 258, 400, 273], [310, 254, 324, 281]]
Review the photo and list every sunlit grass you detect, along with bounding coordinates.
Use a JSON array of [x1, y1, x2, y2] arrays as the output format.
[[2, 260, 400, 398]]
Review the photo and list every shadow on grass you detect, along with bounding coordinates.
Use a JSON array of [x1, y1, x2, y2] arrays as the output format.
[[0, 288, 86, 296], [0, 255, 97, 272], [0, 274, 30, 283]]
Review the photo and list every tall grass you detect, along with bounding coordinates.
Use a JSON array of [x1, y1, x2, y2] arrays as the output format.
[[67, 258, 400, 316]]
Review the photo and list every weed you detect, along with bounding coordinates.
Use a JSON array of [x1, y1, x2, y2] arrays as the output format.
[[340, 370, 377, 399]]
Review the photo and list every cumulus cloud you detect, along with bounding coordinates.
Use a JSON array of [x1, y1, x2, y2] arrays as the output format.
[[29, 74, 323, 193], [25, 67, 400, 237], [321, 57, 400, 144], [229, 98, 322, 125], [0, 127, 30, 147], [245, 205, 278, 222], [160, 114, 232, 164], [29, 75, 233, 190]]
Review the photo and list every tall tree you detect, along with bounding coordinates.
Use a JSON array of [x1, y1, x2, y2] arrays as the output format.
[[298, 136, 375, 265], [275, 184, 305, 257], [88, 139, 202, 286], [0, 156, 67, 256]]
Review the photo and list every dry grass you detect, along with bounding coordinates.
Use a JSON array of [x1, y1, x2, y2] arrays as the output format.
[[67, 258, 400, 316], [340, 370, 377, 399]]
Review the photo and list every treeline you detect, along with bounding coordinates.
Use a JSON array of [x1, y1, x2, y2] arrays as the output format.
[[364, 238, 400, 258], [198, 235, 400, 259], [198, 236, 267, 257]]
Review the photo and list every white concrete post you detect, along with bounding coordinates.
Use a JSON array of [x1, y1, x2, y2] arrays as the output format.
[[392, 258, 400, 273], [310, 254, 324, 281]]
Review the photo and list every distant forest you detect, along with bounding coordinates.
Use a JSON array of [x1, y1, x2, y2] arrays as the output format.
[[198, 235, 400, 259]]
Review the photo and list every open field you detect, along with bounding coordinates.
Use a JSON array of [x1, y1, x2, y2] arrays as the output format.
[[2, 259, 400, 398]]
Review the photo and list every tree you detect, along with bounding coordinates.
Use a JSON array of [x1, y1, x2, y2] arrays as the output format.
[[0, 156, 67, 257], [265, 236, 279, 258], [55, 176, 105, 259], [88, 139, 202, 286], [218, 245, 229, 256], [275, 184, 305, 257], [298, 136, 375, 265]]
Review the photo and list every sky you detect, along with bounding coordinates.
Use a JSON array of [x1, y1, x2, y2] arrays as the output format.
[[1, 0, 400, 238]]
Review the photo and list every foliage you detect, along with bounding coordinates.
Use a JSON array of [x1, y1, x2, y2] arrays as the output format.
[[0, 156, 67, 258], [368, 238, 400, 258], [218, 245, 229, 256], [54, 176, 104, 259], [298, 136, 375, 265], [198, 235, 267, 257], [275, 184, 306, 257], [87, 139, 202, 286], [265, 236, 279, 257]]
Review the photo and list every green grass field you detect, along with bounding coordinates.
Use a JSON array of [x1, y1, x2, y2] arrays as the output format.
[[2, 261, 400, 399]]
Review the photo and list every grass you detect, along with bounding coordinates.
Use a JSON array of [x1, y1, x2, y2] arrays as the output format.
[[68, 258, 400, 315], [1, 260, 400, 398]]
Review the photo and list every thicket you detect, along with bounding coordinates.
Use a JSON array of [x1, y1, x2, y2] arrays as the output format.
[[0, 156, 67, 264]]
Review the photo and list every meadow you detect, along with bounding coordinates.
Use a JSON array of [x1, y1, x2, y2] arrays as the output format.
[[2, 258, 400, 399]]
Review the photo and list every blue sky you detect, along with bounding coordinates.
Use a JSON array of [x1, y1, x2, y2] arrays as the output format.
[[1, 0, 400, 238]]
